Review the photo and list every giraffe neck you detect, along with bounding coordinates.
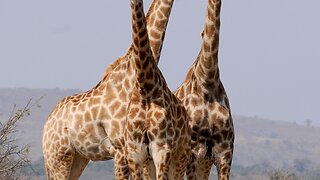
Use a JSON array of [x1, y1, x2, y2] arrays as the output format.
[[130, 0, 156, 96], [146, 0, 174, 63], [194, 0, 222, 91], [101, 0, 174, 78]]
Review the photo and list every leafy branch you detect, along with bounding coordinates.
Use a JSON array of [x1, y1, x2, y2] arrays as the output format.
[[0, 98, 42, 179]]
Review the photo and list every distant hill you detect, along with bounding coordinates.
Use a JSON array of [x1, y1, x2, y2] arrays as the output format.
[[1, 88, 320, 179], [234, 116, 320, 168]]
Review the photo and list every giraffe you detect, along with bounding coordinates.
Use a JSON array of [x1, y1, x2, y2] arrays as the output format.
[[119, 0, 191, 179], [42, 0, 176, 179], [174, 0, 234, 179]]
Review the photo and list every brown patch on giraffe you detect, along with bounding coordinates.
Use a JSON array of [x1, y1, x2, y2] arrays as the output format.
[[110, 101, 121, 114], [151, 128, 158, 136], [213, 133, 222, 144], [71, 97, 80, 104], [115, 105, 126, 119], [92, 89, 103, 96], [221, 130, 229, 140], [221, 166, 228, 176], [150, 29, 160, 39], [85, 141, 90, 146], [158, 130, 166, 139], [104, 86, 116, 104], [112, 121, 120, 131], [53, 134, 59, 141], [193, 109, 202, 124], [135, 57, 142, 69], [158, 120, 166, 130], [221, 142, 229, 150], [154, 111, 163, 119], [138, 111, 145, 119], [78, 131, 86, 142], [127, 122, 133, 132], [97, 107, 109, 120], [177, 118, 184, 129], [205, 24, 214, 38], [218, 105, 228, 117], [147, 11, 155, 26], [133, 132, 143, 142], [140, 51, 147, 61], [124, 78, 130, 89], [144, 82, 154, 93], [89, 98, 101, 107], [119, 90, 127, 102], [133, 120, 145, 129], [88, 145, 99, 154], [84, 111, 91, 122], [218, 116, 226, 127], [203, 41, 211, 55], [74, 115, 83, 130], [128, 107, 139, 119], [136, 10, 143, 19], [91, 107, 99, 120], [150, 40, 160, 55], [146, 70, 154, 81], [167, 127, 174, 137], [149, 118, 156, 126]]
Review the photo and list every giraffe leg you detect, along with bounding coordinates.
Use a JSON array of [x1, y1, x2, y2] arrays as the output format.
[[186, 155, 214, 180], [186, 153, 197, 180], [151, 148, 171, 180], [125, 143, 148, 180], [69, 152, 90, 179], [43, 146, 75, 180], [197, 158, 214, 180], [127, 161, 143, 180], [170, 147, 190, 180], [114, 149, 130, 180], [143, 159, 156, 180], [215, 150, 233, 180]]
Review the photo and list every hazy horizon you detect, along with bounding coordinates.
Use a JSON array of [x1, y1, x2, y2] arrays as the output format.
[[1, 0, 319, 125]]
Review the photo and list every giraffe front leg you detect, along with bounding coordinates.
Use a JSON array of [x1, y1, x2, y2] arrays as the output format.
[[127, 161, 143, 180], [151, 147, 171, 180], [125, 142, 148, 180], [143, 159, 156, 180], [197, 158, 214, 180], [114, 149, 129, 180], [171, 146, 191, 180], [215, 150, 233, 180], [186, 153, 197, 180]]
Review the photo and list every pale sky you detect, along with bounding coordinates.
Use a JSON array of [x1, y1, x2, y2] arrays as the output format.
[[0, 0, 319, 125]]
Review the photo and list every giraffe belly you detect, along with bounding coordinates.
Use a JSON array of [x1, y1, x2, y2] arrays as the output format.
[[69, 125, 115, 161]]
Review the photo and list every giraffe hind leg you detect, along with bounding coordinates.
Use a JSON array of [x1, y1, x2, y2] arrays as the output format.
[[215, 150, 233, 180], [69, 152, 90, 179], [186, 153, 197, 180], [43, 148, 75, 180], [186, 155, 214, 180], [170, 147, 190, 180]]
